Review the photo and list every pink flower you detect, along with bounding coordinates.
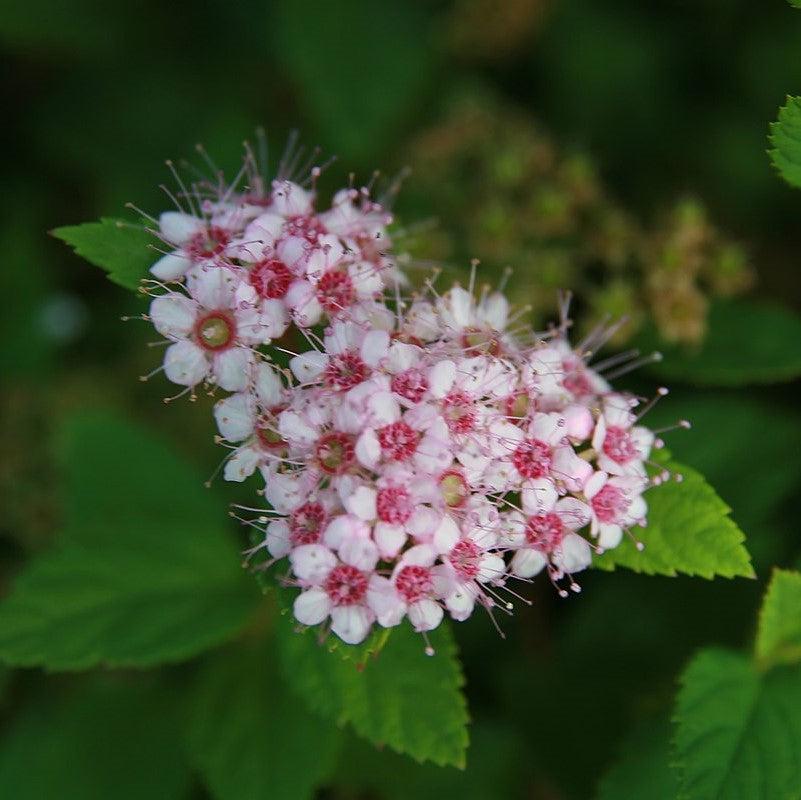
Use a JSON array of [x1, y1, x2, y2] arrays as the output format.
[[584, 471, 648, 549]]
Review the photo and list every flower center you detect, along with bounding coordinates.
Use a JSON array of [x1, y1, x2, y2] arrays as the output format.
[[324, 564, 368, 606], [504, 391, 531, 421], [249, 258, 293, 299], [512, 438, 552, 479], [449, 539, 482, 581], [188, 225, 230, 260], [461, 327, 502, 356], [439, 470, 469, 508], [442, 390, 477, 434], [285, 214, 326, 243], [376, 422, 419, 462], [390, 368, 429, 403], [591, 484, 628, 523], [603, 425, 638, 464], [395, 565, 433, 603], [289, 502, 326, 545], [315, 432, 355, 475], [376, 485, 413, 524], [195, 312, 235, 351], [525, 512, 565, 552], [255, 410, 285, 450], [317, 270, 355, 314], [563, 367, 593, 398], [324, 350, 370, 391]]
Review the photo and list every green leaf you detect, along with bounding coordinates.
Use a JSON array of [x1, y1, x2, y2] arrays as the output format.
[[596, 454, 753, 579], [643, 299, 801, 386], [0, 677, 190, 799], [673, 648, 801, 800], [276, 617, 469, 768], [186, 640, 340, 800], [0, 411, 258, 670], [596, 715, 678, 800], [52, 217, 154, 291], [272, 0, 434, 159], [790, 0, 801, 8], [770, 96, 801, 188], [756, 569, 801, 668]]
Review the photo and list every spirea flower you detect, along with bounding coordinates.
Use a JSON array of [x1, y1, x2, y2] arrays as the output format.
[[131, 139, 688, 652]]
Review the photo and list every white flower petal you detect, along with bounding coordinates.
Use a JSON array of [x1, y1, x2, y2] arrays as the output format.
[[149, 294, 196, 338], [289, 544, 337, 584], [293, 588, 331, 626], [163, 340, 208, 386]]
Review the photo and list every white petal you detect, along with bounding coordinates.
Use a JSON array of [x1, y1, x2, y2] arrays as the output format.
[[445, 585, 477, 622], [408, 599, 443, 632], [521, 478, 558, 515], [150, 252, 192, 281], [149, 294, 196, 338], [555, 533, 593, 573], [477, 553, 506, 583], [290, 351, 328, 382], [598, 523, 623, 550], [374, 522, 407, 559], [432, 515, 460, 554], [367, 575, 405, 627], [355, 429, 381, 470], [164, 340, 208, 386], [344, 486, 377, 521], [399, 544, 437, 567], [428, 360, 456, 398], [259, 298, 289, 339], [254, 363, 283, 407], [222, 446, 260, 482], [339, 535, 379, 572], [189, 266, 238, 310], [330, 605, 374, 645], [214, 393, 255, 441], [270, 180, 313, 217], [212, 348, 251, 392], [511, 549, 547, 578], [266, 520, 291, 558], [555, 497, 592, 531], [323, 514, 369, 550], [293, 588, 331, 626], [159, 211, 204, 245], [584, 471, 608, 500], [360, 329, 390, 368], [289, 544, 337, 584]]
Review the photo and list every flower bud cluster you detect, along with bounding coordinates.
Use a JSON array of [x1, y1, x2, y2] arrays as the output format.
[[140, 160, 681, 650]]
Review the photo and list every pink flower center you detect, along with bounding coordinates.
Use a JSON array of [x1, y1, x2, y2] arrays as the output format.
[[324, 564, 368, 606], [442, 390, 477, 434], [512, 438, 552, 479], [449, 539, 482, 581], [591, 484, 628, 523], [376, 485, 413, 524], [395, 565, 433, 603], [525, 512, 564, 552], [285, 214, 326, 243], [324, 350, 370, 391], [563, 366, 593, 397], [603, 425, 638, 464], [188, 225, 230, 260], [289, 502, 326, 545], [439, 469, 469, 508], [194, 311, 236, 351], [249, 258, 293, 299], [315, 432, 355, 475], [391, 368, 429, 403], [317, 270, 355, 314], [377, 422, 419, 462]]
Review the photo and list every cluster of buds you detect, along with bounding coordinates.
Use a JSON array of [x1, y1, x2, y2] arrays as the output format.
[[137, 144, 685, 652]]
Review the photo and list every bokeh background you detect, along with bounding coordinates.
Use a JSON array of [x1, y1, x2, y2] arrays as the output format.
[[2, 1, 801, 798]]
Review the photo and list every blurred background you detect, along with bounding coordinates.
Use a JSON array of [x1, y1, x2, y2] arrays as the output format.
[[2, 0, 801, 797]]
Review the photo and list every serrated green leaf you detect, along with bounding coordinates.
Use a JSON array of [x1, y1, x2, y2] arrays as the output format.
[[790, 0, 801, 8], [595, 454, 753, 579], [0, 677, 190, 799], [596, 715, 677, 800], [673, 648, 801, 800], [186, 640, 340, 800], [770, 96, 801, 188], [642, 299, 801, 386], [0, 411, 258, 670], [756, 569, 801, 668], [276, 617, 469, 768], [52, 217, 154, 291], [272, 0, 434, 159]]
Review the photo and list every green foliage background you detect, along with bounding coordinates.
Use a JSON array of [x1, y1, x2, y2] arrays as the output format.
[[2, 0, 801, 798]]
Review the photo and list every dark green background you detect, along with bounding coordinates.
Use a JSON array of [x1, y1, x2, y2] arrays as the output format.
[[2, 1, 801, 798]]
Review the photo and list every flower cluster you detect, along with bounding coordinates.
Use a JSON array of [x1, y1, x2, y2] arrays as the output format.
[[139, 149, 684, 652]]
